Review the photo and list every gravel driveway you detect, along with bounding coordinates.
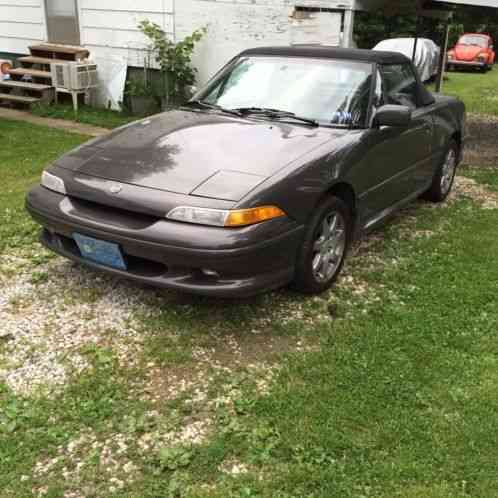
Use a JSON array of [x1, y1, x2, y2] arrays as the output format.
[[2, 169, 497, 496]]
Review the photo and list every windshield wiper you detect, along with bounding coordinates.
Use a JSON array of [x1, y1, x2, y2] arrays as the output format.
[[183, 100, 242, 117], [233, 107, 319, 127]]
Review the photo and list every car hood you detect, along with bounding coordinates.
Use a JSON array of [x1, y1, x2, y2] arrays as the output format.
[[55, 110, 336, 202], [454, 45, 484, 61]]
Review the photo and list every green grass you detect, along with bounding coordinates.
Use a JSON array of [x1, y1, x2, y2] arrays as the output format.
[[435, 68, 498, 116], [462, 166, 498, 192], [199, 199, 498, 498], [31, 103, 139, 130], [1, 118, 498, 497], [0, 349, 149, 497], [0, 119, 88, 254]]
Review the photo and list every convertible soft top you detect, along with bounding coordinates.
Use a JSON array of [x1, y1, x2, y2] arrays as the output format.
[[239, 46, 410, 65]]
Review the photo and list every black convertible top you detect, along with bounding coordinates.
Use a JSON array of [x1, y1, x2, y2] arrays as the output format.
[[239, 46, 410, 65]]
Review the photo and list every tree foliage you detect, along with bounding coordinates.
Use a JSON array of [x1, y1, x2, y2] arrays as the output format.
[[354, 4, 498, 50]]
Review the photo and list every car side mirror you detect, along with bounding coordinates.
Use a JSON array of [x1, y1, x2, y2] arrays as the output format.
[[375, 105, 412, 127]]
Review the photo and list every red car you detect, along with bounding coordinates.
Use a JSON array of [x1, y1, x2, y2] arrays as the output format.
[[448, 33, 495, 72]]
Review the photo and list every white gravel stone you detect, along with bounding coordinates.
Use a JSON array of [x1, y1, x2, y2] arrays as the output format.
[[0, 254, 148, 396]]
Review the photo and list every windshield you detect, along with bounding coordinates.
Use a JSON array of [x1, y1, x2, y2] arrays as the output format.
[[196, 56, 374, 127], [459, 35, 488, 48]]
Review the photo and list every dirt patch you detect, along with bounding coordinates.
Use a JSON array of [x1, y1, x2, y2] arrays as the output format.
[[452, 175, 498, 209], [464, 113, 498, 167], [0, 108, 108, 137], [139, 330, 301, 406]]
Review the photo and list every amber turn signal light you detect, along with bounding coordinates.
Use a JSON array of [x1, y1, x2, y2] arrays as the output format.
[[225, 206, 286, 227]]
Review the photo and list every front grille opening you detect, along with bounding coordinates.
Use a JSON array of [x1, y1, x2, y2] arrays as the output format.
[[68, 196, 160, 229], [50, 232, 167, 278]]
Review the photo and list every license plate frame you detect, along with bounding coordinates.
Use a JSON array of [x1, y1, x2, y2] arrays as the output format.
[[73, 233, 127, 271]]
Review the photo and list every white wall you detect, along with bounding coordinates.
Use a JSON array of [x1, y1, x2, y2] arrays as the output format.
[[1, 1, 351, 69], [176, 0, 345, 86], [0, 0, 351, 107], [78, 0, 174, 64], [0, 0, 46, 54]]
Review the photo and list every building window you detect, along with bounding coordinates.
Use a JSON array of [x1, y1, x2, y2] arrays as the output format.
[[45, 0, 80, 46]]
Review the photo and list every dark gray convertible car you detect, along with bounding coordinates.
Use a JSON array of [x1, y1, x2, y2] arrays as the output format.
[[27, 46, 465, 297]]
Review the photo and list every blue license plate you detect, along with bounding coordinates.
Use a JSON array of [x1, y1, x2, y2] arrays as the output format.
[[74, 233, 127, 270]]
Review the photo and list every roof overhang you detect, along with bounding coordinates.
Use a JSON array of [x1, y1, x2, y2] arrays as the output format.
[[433, 0, 498, 7]]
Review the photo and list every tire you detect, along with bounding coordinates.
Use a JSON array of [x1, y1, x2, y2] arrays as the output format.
[[423, 140, 459, 203], [292, 196, 352, 294]]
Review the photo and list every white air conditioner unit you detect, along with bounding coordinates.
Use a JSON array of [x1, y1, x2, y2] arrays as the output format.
[[51, 62, 98, 91]]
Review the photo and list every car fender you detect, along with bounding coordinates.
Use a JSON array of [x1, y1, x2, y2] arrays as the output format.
[[236, 130, 366, 225]]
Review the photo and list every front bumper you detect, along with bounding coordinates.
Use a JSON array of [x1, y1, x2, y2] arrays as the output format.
[[448, 60, 487, 68], [26, 187, 304, 298]]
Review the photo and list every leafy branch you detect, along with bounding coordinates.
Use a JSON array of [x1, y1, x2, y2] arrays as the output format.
[[138, 20, 206, 104]]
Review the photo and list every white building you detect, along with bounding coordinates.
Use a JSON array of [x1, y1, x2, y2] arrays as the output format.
[[3, 0, 490, 106], [0, 0, 368, 86]]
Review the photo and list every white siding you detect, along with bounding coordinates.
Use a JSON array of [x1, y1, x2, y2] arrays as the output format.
[[0, 0, 351, 109], [78, 0, 174, 63], [176, 0, 346, 85], [0, 1, 46, 54]]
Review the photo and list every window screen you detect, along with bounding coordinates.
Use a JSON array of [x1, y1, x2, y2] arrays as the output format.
[[45, 0, 80, 45]]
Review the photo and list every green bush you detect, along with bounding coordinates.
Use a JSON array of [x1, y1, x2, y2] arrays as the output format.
[[138, 20, 206, 105]]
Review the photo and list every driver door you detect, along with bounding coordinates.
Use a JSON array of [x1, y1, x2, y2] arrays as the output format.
[[358, 63, 433, 225]]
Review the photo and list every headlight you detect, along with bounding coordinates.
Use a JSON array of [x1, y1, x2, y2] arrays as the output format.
[[41, 171, 66, 195], [476, 53, 487, 61], [166, 205, 286, 227], [448, 52, 455, 60]]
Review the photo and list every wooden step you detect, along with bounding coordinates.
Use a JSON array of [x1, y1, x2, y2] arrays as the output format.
[[0, 80, 52, 91], [18, 55, 73, 66], [29, 44, 89, 61], [8, 67, 52, 79], [0, 93, 40, 104]]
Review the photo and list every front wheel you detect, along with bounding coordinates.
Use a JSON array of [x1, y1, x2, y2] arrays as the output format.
[[423, 140, 459, 203], [292, 196, 352, 294]]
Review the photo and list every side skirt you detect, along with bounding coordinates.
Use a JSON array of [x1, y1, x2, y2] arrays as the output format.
[[358, 182, 432, 235]]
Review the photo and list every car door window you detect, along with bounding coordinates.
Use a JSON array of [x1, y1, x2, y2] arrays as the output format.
[[378, 64, 419, 109]]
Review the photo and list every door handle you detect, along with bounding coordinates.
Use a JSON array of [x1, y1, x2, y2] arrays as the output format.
[[422, 123, 432, 134]]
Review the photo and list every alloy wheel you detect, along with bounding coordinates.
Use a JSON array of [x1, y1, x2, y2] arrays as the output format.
[[440, 148, 457, 196], [312, 211, 347, 283]]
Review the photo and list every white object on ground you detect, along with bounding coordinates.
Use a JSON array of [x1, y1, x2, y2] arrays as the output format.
[[92, 53, 128, 111]]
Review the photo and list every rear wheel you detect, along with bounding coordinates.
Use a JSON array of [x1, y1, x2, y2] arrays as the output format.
[[292, 196, 352, 294], [423, 140, 459, 203]]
